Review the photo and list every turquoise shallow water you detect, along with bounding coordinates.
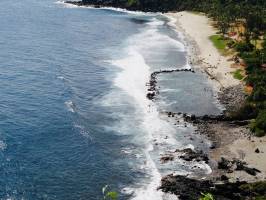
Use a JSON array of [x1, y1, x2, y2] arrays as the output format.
[[0, 1, 221, 199]]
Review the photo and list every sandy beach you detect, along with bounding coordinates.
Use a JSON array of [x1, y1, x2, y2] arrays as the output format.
[[165, 11, 266, 182], [166, 11, 240, 90]]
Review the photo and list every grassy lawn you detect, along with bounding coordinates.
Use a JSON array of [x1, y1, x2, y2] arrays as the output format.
[[209, 35, 227, 51], [232, 69, 244, 80]]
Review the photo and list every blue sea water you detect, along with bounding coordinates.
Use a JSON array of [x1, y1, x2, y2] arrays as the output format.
[[0, 1, 221, 199]]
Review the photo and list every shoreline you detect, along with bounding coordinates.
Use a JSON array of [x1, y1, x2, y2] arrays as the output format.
[[165, 11, 240, 91], [60, 2, 265, 198], [162, 11, 266, 199]]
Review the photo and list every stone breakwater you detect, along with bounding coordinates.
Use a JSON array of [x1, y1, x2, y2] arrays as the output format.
[[146, 68, 195, 100]]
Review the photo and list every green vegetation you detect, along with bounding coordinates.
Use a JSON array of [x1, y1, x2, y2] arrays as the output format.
[[240, 181, 266, 196], [209, 35, 227, 51], [235, 42, 254, 53], [126, 0, 139, 7], [250, 110, 266, 136], [199, 193, 215, 200], [102, 185, 118, 200], [232, 69, 244, 80], [256, 197, 266, 200]]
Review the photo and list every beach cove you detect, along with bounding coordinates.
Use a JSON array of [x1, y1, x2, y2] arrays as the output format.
[[0, 0, 265, 199]]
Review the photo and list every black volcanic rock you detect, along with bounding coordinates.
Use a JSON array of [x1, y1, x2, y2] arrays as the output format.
[[159, 174, 265, 200], [176, 148, 209, 163]]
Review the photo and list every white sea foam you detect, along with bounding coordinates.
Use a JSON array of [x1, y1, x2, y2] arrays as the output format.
[[0, 140, 7, 151], [147, 18, 165, 26], [74, 123, 93, 140], [56, 1, 155, 16], [108, 28, 182, 200], [65, 100, 75, 113], [164, 15, 178, 31], [57, 76, 65, 80], [128, 28, 185, 53], [97, 7, 151, 15], [102, 14, 212, 199], [55, 1, 80, 8]]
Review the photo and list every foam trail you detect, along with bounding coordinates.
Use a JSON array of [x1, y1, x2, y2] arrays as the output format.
[[56, 1, 156, 15], [107, 16, 212, 199], [107, 17, 186, 200], [65, 100, 75, 113], [111, 43, 183, 199], [111, 48, 164, 200]]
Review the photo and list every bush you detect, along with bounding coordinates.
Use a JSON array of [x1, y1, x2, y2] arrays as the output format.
[[227, 40, 236, 48], [102, 185, 118, 200], [250, 110, 266, 137], [199, 193, 215, 200], [235, 42, 254, 53], [232, 69, 244, 80], [230, 102, 257, 120], [240, 181, 266, 195]]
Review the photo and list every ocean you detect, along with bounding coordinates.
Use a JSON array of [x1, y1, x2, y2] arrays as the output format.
[[0, 1, 221, 199]]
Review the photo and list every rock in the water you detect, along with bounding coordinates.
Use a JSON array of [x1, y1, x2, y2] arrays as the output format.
[[160, 155, 174, 163], [177, 148, 209, 163]]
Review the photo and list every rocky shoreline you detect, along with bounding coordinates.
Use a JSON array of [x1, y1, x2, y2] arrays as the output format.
[[157, 12, 265, 200], [62, 3, 265, 198], [159, 174, 266, 200], [157, 84, 266, 199]]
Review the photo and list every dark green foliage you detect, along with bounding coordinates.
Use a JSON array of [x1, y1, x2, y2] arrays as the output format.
[[230, 102, 257, 120], [250, 110, 266, 136], [240, 181, 266, 195], [241, 51, 262, 70], [235, 42, 254, 53], [199, 193, 215, 200], [227, 40, 236, 48], [235, 34, 266, 136], [81, 0, 266, 16]]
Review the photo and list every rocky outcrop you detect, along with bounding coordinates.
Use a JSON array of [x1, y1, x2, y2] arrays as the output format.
[[176, 148, 209, 163], [159, 174, 265, 200], [218, 157, 261, 176]]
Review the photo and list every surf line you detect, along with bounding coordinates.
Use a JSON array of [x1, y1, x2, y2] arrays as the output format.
[[146, 68, 195, 100]]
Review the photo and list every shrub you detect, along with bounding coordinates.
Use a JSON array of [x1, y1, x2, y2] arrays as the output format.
[[230, 102, 257, 120], [232, 69, 244, 80], [250, 110, 266, 137], [235, 42, 254, 53], [102, 185, 118, 200], [227, 40, 236, 48], [199, 193, 215, 200], [240, 181, 266, 195]]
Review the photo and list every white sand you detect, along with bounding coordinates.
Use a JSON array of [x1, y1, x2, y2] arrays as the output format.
[[165, 11, 240, 89], [229, 136, 266, 181]]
